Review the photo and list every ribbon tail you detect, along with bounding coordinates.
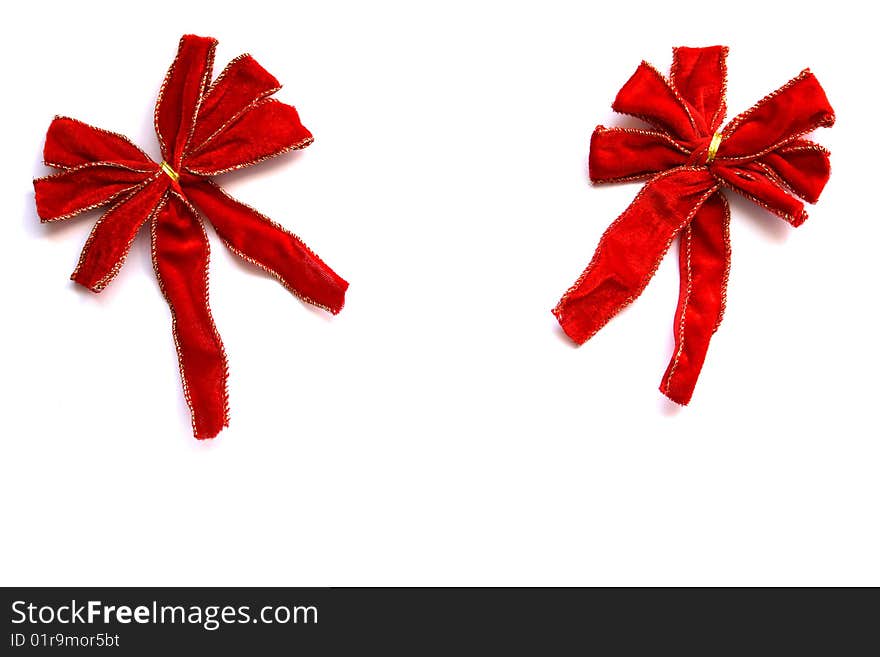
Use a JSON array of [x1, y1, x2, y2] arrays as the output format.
[[553, 168, 719, 344], [152, 192, 229, 439], [660, 193, 731, 404], [184, 179, 348, 313]]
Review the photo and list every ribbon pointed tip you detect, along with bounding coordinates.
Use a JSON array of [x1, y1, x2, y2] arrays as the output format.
[[661, 387, 692, 406]]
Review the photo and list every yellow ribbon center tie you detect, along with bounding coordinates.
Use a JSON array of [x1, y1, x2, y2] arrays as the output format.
[[159, 161, 180, 182], [706, 132, 723, 163]]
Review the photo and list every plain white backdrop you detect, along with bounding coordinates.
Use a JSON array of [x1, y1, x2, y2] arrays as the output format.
[[1, 0, 877, 586]]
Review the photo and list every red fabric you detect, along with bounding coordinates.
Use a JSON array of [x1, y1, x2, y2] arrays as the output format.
[[553, 47, 834, 405], [152, 194, 228, 439], [183, 179, 348, 312], [72, 175, 169, 291], [34, 35, 348, 439]]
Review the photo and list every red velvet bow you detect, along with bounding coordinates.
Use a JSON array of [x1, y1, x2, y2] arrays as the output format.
[[34, 35, 348, 439], [553, 46, 834, 405]]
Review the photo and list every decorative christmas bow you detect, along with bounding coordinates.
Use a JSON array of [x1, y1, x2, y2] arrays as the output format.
[[34, 35, 348, 439], [553, 46, 834, 404]]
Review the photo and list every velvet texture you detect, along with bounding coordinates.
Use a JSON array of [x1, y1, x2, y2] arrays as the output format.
[[34, 35, 348, 439], [553, 47, 834, 405]]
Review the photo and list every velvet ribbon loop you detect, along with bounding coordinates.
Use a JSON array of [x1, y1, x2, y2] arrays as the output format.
[[34, 35, 347, 439], [553, 46, 834, 405]]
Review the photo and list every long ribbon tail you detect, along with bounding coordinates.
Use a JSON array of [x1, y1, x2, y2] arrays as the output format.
[[183, 179, 348, 313], [553, 167, 718, 344], [660, 193, 731, 405], [151, 192, 228, 439]]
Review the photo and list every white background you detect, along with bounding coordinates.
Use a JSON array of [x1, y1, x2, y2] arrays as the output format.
[[1, 0, 877, 586]]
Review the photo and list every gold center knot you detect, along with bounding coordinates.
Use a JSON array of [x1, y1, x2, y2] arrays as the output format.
[[159, 161, 180, 182], [706, 132, 723, 163]]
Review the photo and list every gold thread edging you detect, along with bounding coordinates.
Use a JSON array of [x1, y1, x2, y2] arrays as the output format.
[[662, 221, 694, 395], [46, 115, 155, 170], [552, 166, 720, 344], [70, 172, 167, 291], [150, 192, 231, 438], [186, 179, 345, 314], [183, 135, 314, 177]]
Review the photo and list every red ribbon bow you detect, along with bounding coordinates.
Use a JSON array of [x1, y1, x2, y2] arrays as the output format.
[[34, 35, 348, 439], [552, 46, 834, 404]]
